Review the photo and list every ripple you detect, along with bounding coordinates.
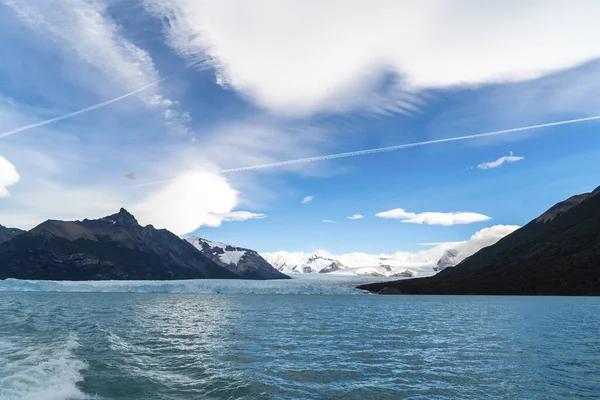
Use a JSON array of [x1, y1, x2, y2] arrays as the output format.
[[1, 293, 599, 399]]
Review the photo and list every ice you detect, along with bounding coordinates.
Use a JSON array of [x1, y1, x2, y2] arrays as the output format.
[[0, 275, 390, 295]]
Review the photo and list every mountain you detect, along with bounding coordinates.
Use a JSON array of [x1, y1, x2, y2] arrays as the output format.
[[0, 209, 240, 281], [263, 253, 347, 274], [433, 249, 460, 272], [359, 187, 600, 295], [187, 237, 289, 280], [0, 224, 25, 244]]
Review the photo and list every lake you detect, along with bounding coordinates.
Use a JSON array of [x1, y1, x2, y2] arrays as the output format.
[[1, 289, 599, 399]]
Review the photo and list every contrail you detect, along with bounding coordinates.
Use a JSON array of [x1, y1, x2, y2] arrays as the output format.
[[0, 78, 166, 139], [221, 115, 600, 173]]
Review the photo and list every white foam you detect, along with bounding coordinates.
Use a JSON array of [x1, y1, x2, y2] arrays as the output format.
[[0, 276, 387, 295], [0, 335, 88, 400]]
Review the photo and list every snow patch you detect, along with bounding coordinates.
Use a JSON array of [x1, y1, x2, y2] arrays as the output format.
[[219, 250, 245, 265]]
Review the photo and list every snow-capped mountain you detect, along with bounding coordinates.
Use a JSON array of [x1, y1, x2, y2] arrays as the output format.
[[187, 237, 289, 280], [262, 252, 426, 277], [434, 249, 460, 272], [262, 224, 521, 278], [262, 253, 344, 274]]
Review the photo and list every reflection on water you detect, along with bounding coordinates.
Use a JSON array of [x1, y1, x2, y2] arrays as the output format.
[[1, 293, 599, 400]]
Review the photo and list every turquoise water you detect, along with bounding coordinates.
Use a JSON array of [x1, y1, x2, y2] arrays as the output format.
[[1, 292, 599, 399]]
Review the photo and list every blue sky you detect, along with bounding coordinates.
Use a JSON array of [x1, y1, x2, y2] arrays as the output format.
[[1, 1, 600, 255]]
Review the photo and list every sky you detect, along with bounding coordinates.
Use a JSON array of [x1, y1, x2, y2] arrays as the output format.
[[1, 0, 600, 256]]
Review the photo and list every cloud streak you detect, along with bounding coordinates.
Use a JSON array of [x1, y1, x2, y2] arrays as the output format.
[[221, 115, 600, 173], [376, 208, 491, 226], [208, 211, 267, 222], [477, 151, 524, 169], [302, 196, 314, 204], [347, 214, 364, 220], [0, 79, 165, 139]]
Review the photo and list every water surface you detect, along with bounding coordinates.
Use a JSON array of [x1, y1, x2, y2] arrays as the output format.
[[1, 292, 599, 399]]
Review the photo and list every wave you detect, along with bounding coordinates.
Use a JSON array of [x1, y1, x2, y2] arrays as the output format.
[[0, 335, 88, 400], [0, 276, 379, 295]]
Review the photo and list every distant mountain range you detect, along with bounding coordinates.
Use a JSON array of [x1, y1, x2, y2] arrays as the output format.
[[263, 252, 409, 276], [359, 186, 600, 295], [264, 254, 345, 274], [262, 227, 518, 278], [0, 209, 286, 281]]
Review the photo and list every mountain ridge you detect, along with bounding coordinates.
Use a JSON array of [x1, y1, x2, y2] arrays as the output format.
[[0, 209, 241, 281], [0, 224, 25, 244], [358, 186, 600, 295]]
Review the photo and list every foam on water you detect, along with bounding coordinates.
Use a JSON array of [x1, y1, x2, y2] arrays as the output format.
[[0, 275, 384, 295], [0, 335, 88, 400]]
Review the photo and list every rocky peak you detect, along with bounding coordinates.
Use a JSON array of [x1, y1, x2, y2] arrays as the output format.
[[100, 208, 140, 227]]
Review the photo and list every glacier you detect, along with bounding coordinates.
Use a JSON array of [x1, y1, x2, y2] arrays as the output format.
[[0, 274, 390, 295]]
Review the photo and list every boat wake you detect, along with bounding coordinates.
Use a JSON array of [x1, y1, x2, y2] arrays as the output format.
[[0, 335, 88, 400]]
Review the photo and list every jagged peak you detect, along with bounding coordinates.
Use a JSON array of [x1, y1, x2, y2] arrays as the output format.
[[101, 208, 139, 226]]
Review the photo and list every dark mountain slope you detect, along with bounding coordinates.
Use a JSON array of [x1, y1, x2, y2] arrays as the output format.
[[0, 209, 239, 281], [359, 187, 600, 295], [0, 224, 25, 244], [187, 237, 290, 280]]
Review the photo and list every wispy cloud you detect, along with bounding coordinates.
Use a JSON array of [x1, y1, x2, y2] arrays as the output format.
[[418, 242, 462, 246], [144, 1, 600, 115], [477, 152, 524, 170], [321, 219, 336, 223], [376, 208, 491, 226], [3, 0, 189, 133], [208, 211, 267, 222], [347, 214, 364, 220], [0, 156, 20, 197], [302, 196, 314, 204]]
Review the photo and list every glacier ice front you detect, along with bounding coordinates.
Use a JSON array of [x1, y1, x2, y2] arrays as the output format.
[[0, 274, 389, 295]]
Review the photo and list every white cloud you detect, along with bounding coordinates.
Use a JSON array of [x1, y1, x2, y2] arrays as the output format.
[[0, 162, 260, 235], [376, 208, 491, 226], [0, 156, 20, 197], [321, 219, 336, 223], [302, 196, 314, 204], [418, 242, 462, 246], [144, 0, 600, 115], [347, 214, 364, 220], [451, 225, 520, 261], [477, 152, 525, 170], [133, 170, 239, 235], [208, 211, 266, 222]]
